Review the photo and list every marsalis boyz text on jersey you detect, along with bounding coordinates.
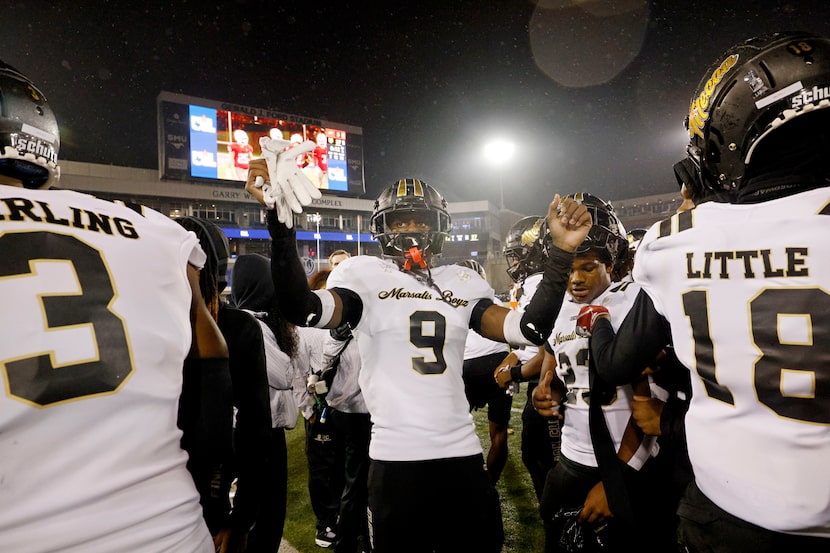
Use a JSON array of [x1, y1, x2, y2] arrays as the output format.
[[0, 195, 140, 239], [685, 247, 808, 279], [378, 286, 470, 307]]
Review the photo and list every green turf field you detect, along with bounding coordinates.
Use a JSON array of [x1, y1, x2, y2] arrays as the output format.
[[281, 387, 545, 552]]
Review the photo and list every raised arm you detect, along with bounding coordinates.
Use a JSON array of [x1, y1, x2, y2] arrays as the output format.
[[246, 158, 357, 330], [476, 194, 592, 345]]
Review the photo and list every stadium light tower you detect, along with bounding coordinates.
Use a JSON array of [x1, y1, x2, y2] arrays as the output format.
[[483, 139, 516, 210]]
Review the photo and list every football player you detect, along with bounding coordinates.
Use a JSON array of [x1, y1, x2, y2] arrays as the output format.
[[458, 259, 512, 485], [586, 32, 830, 551], [245, 169, 592, 553], [532, 193, 676, 552], [228, 128, 254, 181], [0, 60, 229, 552], [293, 269, 343, 549], [493, 215, 561, 501]]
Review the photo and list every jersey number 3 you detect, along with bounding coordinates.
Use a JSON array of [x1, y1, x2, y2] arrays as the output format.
[[1, 232, 134, 407]]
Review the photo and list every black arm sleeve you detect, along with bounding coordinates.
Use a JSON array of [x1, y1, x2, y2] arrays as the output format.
[[520, 245, 576, 345], [268, 212, 324, 327], [589, 288, 673, 386], [469, 298, 495, 335], [648, 347, 692, 438], [328, 287, 363, 330]]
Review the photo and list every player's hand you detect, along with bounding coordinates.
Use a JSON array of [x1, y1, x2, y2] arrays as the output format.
[[246, 155, 297, 229], [544, 194, 592, 252], [574, 305, 610, 338], [246, 137, 321, 228], [578, 481, 612, 526], [493, 352, 519, 389], [631, 395, 664, 436], [531, 371, 564, 420]]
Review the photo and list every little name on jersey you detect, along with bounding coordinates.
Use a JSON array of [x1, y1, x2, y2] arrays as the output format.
[[378, 287, 469, 307], [686, 247, 808, 279], [0, 196, 139, 239]]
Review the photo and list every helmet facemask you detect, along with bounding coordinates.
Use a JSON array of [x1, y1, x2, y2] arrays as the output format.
[[373, 209, 449, 269], [371, 178, 451, 270]]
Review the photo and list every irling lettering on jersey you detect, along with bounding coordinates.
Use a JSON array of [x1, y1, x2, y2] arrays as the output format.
[[0, 196, 139, 239], [436, 290, 469, 308], [552, 329, 579, 346], [378, 287, 434, 300], [686, 247, 809, 279]]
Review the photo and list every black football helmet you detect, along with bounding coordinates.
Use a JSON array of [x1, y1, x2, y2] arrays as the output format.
[[458, 258, 487, 280], [626, 227, 647, 252], [503, 215, 546, 283], [563, 193, 627, 264], [0, 60, 60, 188], [371, 178, 451, 266], [683, 31, 830, 193]]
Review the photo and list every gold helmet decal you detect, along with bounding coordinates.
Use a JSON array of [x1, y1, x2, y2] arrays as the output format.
[[520, 218, 543, 248], [687, 54, 739, 140], [25, 84, 43, 104], [395, 178, 426, 198]]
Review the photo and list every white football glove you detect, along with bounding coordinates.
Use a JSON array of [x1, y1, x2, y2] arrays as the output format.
[[255, 136, 321, 228]]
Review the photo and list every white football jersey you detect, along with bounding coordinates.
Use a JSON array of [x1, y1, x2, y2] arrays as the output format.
[[323, 330, 367, 414], [0, 186, 212, 552], [463, 327, 509, 360], [634, 187, 830, 535], [509, 272, 543, 364], [293, 326, 328, 420], [548, 283, 642, 467], [464, 287, 509, 359], [327, 256, 494, 461]]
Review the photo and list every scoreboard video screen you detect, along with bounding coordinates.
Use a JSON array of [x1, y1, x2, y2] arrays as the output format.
[[157, 91, 365, 196]]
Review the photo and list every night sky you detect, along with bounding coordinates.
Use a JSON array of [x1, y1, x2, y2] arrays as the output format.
[[4, 0, 830, 215]]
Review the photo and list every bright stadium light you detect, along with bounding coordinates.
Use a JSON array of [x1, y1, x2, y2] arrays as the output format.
[[483, 139, 516, 210]]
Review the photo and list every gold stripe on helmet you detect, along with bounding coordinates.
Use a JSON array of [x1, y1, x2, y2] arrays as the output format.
[[412, 178, 424, 197]]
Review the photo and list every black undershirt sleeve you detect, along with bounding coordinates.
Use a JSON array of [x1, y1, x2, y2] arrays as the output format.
[[328, 286, 363, 330], [520, 245, 576, 345], [470, 298, 495, 334], [267, 212, 324, 327], [589, 288, 673, 386]]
